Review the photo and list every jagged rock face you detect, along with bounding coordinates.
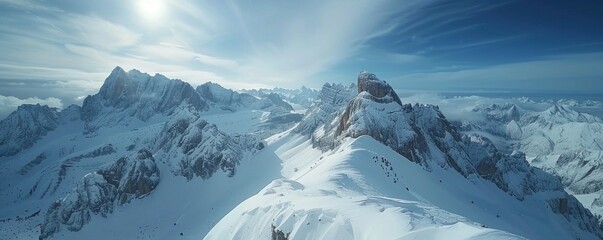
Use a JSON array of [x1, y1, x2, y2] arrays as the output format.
[[39, 173, 116, 239], [39, 149, 159, 239], [155, 117, 244, 180], [96, 149, 159, 205], [335, 90, 474, 176], [323, 71, 475, 175], [293, 83, 356, 150], [197, 82, 242, 107], [551, 150, 603, 194], [81, 67, 207, 126], [357, 71, 402, 106], [463, 135, 562, 199], [0, 104, 59, 157]]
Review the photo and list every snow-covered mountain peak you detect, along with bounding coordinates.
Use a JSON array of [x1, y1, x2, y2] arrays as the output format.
[[0, 104, 59, 157], [81, 67, 207, 131], [550, 104, 598, 122], [480, 103, 521, 122], [357, 71, 402, 106]]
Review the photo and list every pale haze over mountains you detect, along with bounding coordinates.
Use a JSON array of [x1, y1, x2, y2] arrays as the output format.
[[1, 1, 603, 240]]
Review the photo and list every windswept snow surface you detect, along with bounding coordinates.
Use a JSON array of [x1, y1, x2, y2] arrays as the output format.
[[206, 135, 592, 240]]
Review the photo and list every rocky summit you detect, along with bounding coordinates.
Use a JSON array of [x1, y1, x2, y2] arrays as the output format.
[[357, 71, 402, 106]]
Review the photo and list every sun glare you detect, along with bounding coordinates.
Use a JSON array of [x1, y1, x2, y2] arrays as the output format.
[[136, 0, 165, 22]]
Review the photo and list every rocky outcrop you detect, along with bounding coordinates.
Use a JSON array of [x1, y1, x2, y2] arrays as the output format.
[[271, 225, 290, 240], [332, 72, 474, 175], [96, 149, 159, 204], [39, 172, 116, 239], [39, 149, 159, 239], [463, 135, 563, 200], [293, 83, 356, 150], [357, 71, 402, 106], [0, 104, 59, 157], [155, 117, 244, 180]]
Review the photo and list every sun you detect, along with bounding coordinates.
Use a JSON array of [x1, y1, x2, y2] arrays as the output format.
[[135, 0, 165, 22]]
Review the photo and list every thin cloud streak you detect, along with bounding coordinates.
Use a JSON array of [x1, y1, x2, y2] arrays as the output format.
[[393, 52, 603, 93], [0, 0, 601, 114]]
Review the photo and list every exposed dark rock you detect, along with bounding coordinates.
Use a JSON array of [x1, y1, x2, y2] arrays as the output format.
[[97, 149, 159, 204], [155, 117, 243, 180], [39, 149, 159, 239], [18, 152, 47, 175], [271, 225, 290, 240], [357, 71, 402, 106]]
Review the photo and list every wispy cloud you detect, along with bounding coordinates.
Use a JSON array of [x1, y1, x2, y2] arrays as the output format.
[[226, 0, 437, 84], [65, 14, 141, 50], [0, 0, 63, 12], [136, 43, 239, 68], [393, 52, 603, 93], [0, 94, 63, 119], [0, 0, 601, 104]]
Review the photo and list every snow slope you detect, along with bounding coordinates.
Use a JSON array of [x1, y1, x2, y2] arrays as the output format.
[[206, 135, 588, 239], [206, 72, 601, 239]]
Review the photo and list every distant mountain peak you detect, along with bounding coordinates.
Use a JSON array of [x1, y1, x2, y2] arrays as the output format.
[[82, 67, 207, 126]]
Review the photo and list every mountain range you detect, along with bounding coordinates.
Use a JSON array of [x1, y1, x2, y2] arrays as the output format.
[[0, 67, 601, 239]]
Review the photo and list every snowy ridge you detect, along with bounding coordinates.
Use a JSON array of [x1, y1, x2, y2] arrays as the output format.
[[287, 71, 603, 238], [206, 135, 598, 239]]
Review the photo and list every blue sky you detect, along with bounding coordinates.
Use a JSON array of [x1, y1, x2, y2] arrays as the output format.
[[0, 0, 602, 117]]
